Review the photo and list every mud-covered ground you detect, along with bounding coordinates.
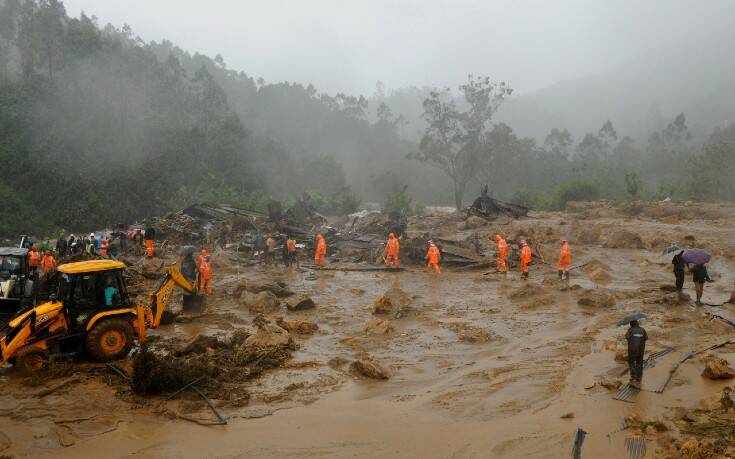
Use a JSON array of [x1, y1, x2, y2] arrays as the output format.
[[2, 201, 735, 458]]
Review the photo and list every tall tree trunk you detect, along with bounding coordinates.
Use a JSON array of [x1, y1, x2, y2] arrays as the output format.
[[453, 178, 465, 210]]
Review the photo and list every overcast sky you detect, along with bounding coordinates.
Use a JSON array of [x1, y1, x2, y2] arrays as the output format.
[[62, 0, 735, 96]]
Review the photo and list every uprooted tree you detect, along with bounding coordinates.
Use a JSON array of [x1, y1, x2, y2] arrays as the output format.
[[412, 75, 512, 210]]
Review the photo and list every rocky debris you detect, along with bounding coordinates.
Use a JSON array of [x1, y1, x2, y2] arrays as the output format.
[[372, 287, 411, 314], [364, 317, 394, 335], [141, 257, 165, 279], [132, 326, 288, 395], [449, 322, 495, 343], [242, 291, 281, 314], [276, 318, 318, 335], [175, 335, 224, 356], [350, 288, 366, 296], [286, 295, 316, 311], [701, 354, 735, 380], [351, 356, 391, 380], [577, 288, 616, 308], [245, 315, 293, 349], [560, 412, 574, 419], [603, 230, 645, 249]]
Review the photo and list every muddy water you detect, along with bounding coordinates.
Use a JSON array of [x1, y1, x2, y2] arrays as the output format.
[[3, 238, 735, 458]]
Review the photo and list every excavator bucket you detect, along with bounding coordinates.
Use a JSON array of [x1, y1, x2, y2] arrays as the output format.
[[182, 294, 206, 313]]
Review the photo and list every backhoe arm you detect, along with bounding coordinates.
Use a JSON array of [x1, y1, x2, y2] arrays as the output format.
[[148, 267, 198, 329]]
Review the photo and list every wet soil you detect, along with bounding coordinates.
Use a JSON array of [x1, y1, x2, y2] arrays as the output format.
[[2, 202, 735, 458]]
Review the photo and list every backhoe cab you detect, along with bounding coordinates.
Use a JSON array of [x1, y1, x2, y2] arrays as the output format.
[[0, 260, 201, 375]]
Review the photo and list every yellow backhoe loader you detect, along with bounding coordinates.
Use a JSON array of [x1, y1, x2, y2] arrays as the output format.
[[0, 260, 203, 374]]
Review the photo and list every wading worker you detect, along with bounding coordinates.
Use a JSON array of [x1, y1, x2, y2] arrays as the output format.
[[519, 240, 532, 280], [494, 234, 508, 274], [626, 320, 648, 387], [692, 263, 712, 306]]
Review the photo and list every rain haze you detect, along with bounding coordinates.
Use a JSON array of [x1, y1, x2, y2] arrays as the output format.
[[62, 0, 735, 95], [4, 1, 735, 458]]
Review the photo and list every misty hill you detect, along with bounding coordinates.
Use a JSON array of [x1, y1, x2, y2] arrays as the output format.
[[496, 39, 735, 143]]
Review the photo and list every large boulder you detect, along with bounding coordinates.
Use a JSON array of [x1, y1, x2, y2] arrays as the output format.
[[701, 354, 735, 380], [372, 287, 411, 314], [351, 357, 391, 380], [141, 257, 165, 279], [244, 315, 292, 348], [577, 289, 616, 308], [603, 230, 645, 249], [243, 291, 281, 314], [286, 295, 316, 311]]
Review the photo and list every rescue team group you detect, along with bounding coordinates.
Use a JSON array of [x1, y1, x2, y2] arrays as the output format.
[[315, 232, 572, 278]]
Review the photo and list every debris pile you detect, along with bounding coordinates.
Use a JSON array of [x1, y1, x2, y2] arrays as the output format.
[[467, 185, 528, 219]]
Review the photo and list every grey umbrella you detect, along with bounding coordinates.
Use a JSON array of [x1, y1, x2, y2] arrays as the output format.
[[661, 244, 686, 256], [617, 312, 648, 326]]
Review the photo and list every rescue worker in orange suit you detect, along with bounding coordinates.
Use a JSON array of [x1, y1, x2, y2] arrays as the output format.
[[314, 234, 327, 267], [495, 234, 508, 274], [385, 232, 400, 268], [557, 237, 572, 281], [520, 239, 532, 279], [197, 248, 209, 270], [41, 250, 57, 273], [100, 235, 110, 258], [28, 245, 41, 275], [144, 223, 156, 258], [198, 254, 213, 295], [425, 240, 442, 274]]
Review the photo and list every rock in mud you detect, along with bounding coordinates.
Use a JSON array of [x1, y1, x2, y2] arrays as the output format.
[[372, 287, 411, 314], [365, 317, 393, 335], [577, 289, 616, 308], [232, 280, 293, 298], [700, 354, 735, 380], [449, 322, 494, 343], [598, 378, 623, 390], [243, 291, 282, 314], [508, 282, 544, 300], [351, 357, 391, 380], [245, 315, 293, 349], [249, 281, 294, 298], [141, 257, 165, 279], [350, 288, 366, 296], [603, 230, 645, 249], [286, 294, 316, 311], [588, 268, 612, 283], [276, 317, 318, 334]]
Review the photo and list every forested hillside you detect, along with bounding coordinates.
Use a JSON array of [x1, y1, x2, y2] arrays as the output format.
[[1, 0, 734, 239]]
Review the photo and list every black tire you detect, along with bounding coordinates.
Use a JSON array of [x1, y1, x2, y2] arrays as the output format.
[[86, 317, 134, 362], [16, 347, 49, 376]]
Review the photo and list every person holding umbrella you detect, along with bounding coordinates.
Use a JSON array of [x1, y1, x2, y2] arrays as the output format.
[[672, 251, 686, 295], [681, 248, 713, 305]]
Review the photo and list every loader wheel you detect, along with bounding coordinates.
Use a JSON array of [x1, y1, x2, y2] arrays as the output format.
[[86, 318, 134, 362], [16, 348, 49, 376]]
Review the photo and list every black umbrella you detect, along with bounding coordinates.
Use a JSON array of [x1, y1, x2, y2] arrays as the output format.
[[617, 312, 647, 326]]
